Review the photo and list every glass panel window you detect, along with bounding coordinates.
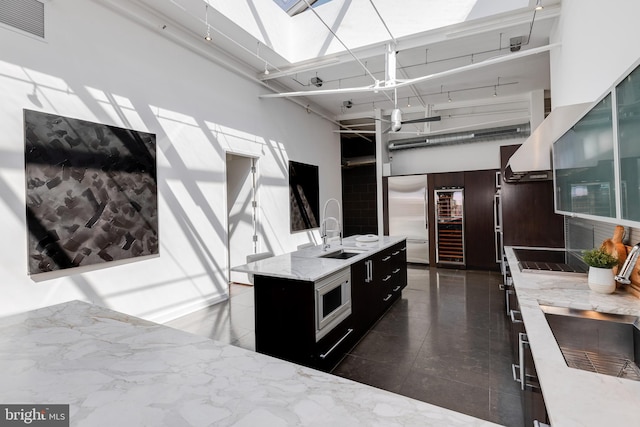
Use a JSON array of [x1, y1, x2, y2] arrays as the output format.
[[616, 64, 640, 221], [553, 94, 616, 217]]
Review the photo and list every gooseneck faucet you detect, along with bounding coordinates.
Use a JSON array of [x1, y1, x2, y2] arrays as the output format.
[[615, 242, 640, 285], [321, 198, 342, 250]]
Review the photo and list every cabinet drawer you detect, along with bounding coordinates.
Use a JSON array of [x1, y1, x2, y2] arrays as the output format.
[[313, 316, 356, 371]]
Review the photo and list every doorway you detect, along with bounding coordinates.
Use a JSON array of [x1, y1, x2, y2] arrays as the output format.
[[226, 153, 258, 285]]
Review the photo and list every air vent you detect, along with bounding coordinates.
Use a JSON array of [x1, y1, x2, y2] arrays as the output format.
[[0, 0, 44, 38]]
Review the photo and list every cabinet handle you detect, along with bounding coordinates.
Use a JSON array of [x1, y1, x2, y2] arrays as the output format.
[[393, 285, 401, 292], [365, 260, 372, 283], [506, 288, 515, 317], [393, 268, 400, 274], [382, 275, 392, 282], [401, 247, 406, 251], [392, 251, 400, 256], [319, 328, 354, 360], [510, 309, 523, 324], [518, 332, 527, 391], [511, 363, 521, 384], [382, 256, 391, 262], [383, 294, 393, 302]]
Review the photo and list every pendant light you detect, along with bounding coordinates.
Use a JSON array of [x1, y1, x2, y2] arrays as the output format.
[[535, 0, 543, 11]]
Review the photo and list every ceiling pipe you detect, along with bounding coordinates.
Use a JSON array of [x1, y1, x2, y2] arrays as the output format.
[[260, 43, 559, 98]]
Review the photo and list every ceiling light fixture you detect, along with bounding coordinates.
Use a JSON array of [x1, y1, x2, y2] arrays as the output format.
[[264, 61, 270, 75], [535, 0, 543, 11], [204, 3, 212, 41], [407, 97, 411, 107], [310, 76, 323, 87], [493, 86, 498, 97], [448, 92, 452, 103]]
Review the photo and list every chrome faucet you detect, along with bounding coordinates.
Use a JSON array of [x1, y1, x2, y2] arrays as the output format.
[[321, 198, 342, 250], [614, 242, 640, 285]]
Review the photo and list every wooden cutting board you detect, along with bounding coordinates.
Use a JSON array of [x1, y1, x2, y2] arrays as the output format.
[[602, 225, 640, 298]]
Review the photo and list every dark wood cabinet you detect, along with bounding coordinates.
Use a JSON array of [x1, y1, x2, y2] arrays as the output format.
[[254, 240, 407, 372], [351, 241, 407, 332], [464, 169, 501, 270]]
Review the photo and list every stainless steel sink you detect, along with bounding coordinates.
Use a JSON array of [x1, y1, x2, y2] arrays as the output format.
[[540, 305, 640, 381], [319, 249, 365, 259]]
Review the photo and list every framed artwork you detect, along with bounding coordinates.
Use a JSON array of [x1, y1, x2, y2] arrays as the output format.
[[289, 160, 319, 232], [24, 110, 158, 274]]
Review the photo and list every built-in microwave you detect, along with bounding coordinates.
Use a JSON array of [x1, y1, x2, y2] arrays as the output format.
[[315, 267, 351, 341]]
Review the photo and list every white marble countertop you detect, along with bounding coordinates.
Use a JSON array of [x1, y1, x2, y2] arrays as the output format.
[[0, 300, 499, 427], [504, 246, 640, 427], [232, 235, 406, 282]]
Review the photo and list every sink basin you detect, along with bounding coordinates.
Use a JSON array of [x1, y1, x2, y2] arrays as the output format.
[[319, 249, 366, 259], [540, 305, 640, 381]]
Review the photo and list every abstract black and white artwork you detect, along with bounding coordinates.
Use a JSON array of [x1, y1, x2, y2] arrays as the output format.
[[24, 110, 158, 275], [289, 160, 319, 232]]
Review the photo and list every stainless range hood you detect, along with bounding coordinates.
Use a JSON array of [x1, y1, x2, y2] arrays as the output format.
[[504, 102, 591, 182]]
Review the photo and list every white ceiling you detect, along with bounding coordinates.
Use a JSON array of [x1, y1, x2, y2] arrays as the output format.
[[101, 0, 562, 135]]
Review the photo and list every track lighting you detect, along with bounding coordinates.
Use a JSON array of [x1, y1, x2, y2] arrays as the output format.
[[264, 61, 270, 75], [447, 92, 452, 103], [407, 97, 411, 107], [204, 3, 212, 41], [493, 86, 497, 97], [535, 0, 543, 11]]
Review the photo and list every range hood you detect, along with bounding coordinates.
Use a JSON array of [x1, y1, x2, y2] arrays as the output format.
[[504, 102, 591, 182]]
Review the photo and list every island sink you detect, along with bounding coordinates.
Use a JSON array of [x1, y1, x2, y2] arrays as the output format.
[[319, 249, 367, 259], [541, 305, 640, 381]]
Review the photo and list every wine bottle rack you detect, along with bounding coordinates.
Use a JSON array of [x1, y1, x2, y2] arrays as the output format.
[[435, 187, 465, 265]]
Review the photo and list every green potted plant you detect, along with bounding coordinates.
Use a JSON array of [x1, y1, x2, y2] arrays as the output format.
[[582, 248, 618, 294]]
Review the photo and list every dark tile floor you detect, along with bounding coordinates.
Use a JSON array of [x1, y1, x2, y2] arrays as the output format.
[[165, 266, 523, 426]]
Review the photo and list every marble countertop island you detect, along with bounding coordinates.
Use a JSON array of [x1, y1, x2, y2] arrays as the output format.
[[505, 246, 640, 427], [0, 300, 498, 426], [232, 235, 406, 282]]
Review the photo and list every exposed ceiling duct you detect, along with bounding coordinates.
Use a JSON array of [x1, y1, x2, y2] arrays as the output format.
[[341, 155, 376, 169], [388, 123, 531, 151], [504, 102, 591, 182]]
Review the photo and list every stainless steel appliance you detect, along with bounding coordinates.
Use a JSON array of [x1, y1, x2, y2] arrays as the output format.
[[435, 187, 465, 265], [388, 175, 429, 264], [315, 267, 352, 341]]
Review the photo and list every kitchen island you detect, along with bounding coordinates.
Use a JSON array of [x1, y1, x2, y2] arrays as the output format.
[[0, 300, 499, 426], [233, 236, 408, 371], [505, 246, 640, 427]]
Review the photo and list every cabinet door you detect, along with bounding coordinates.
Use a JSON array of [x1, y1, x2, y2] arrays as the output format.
[[253, 276, 315, 365], [553, 94, 616, 218], [350, 258, 371, 336], [616, 63, 640, 221], [313, 315, 356, 371]]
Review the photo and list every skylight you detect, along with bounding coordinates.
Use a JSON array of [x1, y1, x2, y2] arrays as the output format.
[[272, 0, 333, 16]]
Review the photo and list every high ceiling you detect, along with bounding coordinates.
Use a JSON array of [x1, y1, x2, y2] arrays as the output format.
[[101, 0, 561, 137]]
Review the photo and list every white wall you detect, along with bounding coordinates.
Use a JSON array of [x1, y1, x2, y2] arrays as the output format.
[[550, 0, 640, 108], [0, 1, 340, 321]]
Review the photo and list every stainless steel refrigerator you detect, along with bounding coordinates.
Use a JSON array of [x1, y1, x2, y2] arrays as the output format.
[[388, 175, 429, 264]]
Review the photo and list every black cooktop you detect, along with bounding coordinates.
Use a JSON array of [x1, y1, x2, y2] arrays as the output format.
[[513, 248, 588, 274]]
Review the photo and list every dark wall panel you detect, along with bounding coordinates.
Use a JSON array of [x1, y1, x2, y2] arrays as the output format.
[[342, 164, 378, 237], [500, 145, 565, 247]]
